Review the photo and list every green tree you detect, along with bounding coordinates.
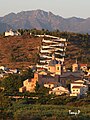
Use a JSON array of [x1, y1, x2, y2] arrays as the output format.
[[35, 81, 40, 92], [20, 68, 34, 81], [1, 74, 22, 94], [0, 89, 12, 119]]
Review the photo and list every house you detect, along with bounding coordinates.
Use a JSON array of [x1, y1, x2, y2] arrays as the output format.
[[70, 85, 88, 97], [5, 29, 15, 36], [5, 29, 21, 37], [70, 86, 84, 97], [0, 66, 5, 71], [19, 78, 36, 92], [70, 80, 88, 97], [19, 72, 38, 92], [44, 82, 61, 89], [80, 64, 87, 71], [60, 71, 84, 87], [49, 86, 69, 95]]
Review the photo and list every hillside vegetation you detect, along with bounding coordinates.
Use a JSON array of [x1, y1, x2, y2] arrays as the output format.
[[0, 30, 90, 68], [0, 35, 41, 68], [1, 90, 90, 120]]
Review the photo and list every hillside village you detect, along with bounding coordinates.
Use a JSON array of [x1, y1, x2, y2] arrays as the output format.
[[18, 35, 90, 98], [0, 1, 90, 118], [0, 32, 90, 120], [0, 34, 90, 98]]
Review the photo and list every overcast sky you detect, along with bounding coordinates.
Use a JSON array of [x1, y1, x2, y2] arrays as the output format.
[[0, 0, 90, 18]]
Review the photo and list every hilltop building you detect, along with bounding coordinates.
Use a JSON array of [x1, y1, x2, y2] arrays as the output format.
[[5, 29, 21, 37]]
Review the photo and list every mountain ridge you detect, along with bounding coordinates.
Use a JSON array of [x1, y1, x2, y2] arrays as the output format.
[[0, 10, 90, 34]]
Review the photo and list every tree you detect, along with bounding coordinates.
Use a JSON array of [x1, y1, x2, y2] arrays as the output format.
[[0, 89, 12, 119], [20, 68, 34, 81], [1, 74, 22, 94], [35, 81, 40, 92]]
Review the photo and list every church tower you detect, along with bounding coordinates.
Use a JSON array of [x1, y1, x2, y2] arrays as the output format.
[[55, 62, 62, 75], [72, 59, 79, 72]]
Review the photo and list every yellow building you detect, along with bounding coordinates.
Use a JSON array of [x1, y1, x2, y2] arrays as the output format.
[[19, 72, 38, 92], [72, 62, 79, 72], [48, 54, 62, 75]]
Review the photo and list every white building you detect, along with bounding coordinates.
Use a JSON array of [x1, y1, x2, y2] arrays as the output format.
[[70, 80, 88, 97], [5, 29, 21, 37], [49, 86, 69, 95], [44, 82, 61, 89], [0, 66, 5, 71]]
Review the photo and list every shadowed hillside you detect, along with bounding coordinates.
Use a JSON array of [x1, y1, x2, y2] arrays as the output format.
[[65, 33, 90, 67], [0, 35, 41, 68]]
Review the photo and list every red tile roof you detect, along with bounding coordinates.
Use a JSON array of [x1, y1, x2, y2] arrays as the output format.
[[80, 64, 87, 67]]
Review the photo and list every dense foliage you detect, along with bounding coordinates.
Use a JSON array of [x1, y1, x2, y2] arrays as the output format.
[[0, 81, 90, 120], [1, 68, 33, 94], [0, 95, 90, 120]]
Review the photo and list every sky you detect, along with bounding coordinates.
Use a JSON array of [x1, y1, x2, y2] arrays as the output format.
[[0, 0, 90, 18]]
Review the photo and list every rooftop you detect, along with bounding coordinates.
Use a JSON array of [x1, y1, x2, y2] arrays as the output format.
[[71, 82, 84, 84], [72, 86, 81, 88], [49, 59, 58, 66]]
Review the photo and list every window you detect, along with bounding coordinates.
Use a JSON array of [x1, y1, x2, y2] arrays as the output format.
[[57, 67, 59, 70]]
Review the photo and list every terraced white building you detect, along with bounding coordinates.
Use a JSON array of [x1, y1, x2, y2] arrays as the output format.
[[36, 35, 67, 70]]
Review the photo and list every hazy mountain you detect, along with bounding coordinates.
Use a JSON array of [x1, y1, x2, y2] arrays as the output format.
[[0, 10, 90, 33], [0, 21, 12, 33]]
